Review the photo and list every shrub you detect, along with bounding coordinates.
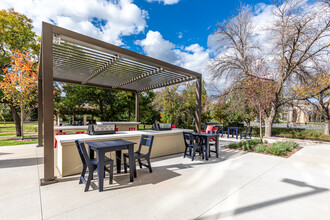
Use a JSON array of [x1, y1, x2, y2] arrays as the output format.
[[247, 139, 261, 145], [255, 144, 268, 152], [271, 141, 298, 152], [228, 143, 239, 148], [266, 145, 287, 156]]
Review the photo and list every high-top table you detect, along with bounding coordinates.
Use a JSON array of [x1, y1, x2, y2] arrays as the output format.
[[86, 139, 136, 192], [192, 133, 219, 160]]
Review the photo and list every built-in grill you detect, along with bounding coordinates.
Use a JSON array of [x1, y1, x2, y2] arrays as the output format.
[[87, 124, 116, 135], [152, 123, 172, 131]]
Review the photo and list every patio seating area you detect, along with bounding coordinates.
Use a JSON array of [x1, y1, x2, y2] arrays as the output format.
[[1, 138, 330, 219]]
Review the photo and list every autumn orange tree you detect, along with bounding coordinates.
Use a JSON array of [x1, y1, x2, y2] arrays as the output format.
[[0, 50, 38, 140], [293, 65, 330, 135]]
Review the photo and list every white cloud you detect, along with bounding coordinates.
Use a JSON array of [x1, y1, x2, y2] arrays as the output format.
[[0, 0, 148, 46], [135, 30, 210, 74], [146, 0, 180, 5]]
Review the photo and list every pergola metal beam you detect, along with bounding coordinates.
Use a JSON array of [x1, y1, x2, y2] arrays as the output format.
[[138, 76, 195, 92], [82, 55, 121, 84], [113, 67, 163, 88], [53, 77, 138, 92]]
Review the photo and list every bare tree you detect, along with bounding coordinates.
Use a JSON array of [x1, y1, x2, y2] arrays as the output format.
[[209, 0, 330, 137]]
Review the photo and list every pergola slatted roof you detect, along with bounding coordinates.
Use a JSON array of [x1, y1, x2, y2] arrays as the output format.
[[38, 22, 202, 184], [42, 24, 201, 92]]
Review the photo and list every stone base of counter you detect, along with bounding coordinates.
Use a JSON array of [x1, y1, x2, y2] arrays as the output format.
[[57, 131, 186, 177]]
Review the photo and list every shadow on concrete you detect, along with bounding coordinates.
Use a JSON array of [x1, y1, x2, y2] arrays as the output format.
[[0, 152, 13, 156], [0, 157, 43, 168], [58, 149, 245, 192], [197, 178, 329, 219]]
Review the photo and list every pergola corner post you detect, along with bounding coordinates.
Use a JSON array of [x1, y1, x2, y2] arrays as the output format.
[[40, 22, 57, 185], [135, 92, 139, 130], [37, 78, 43, 147], [195, 77, 202, 133]]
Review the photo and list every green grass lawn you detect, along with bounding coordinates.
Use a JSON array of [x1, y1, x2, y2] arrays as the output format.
[[0, 139, 38, 146], [0, 122, 38, 134], [252, 127, 330, 142]]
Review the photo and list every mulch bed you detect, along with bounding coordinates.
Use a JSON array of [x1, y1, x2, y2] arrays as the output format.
[[223, 145, 303, 158]]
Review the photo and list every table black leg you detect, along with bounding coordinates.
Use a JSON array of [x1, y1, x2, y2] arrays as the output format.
[[128, 144, 134, 182], [116, 150, 121, 173], [97, 150, 105, 192], [205, 138, 209, 160], [216, 135, 219, 158]]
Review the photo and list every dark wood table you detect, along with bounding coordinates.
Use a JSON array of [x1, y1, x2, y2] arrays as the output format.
[[227, 127, 244, 139], [86, 139, 136, 192], [193, 133, 219, 160]]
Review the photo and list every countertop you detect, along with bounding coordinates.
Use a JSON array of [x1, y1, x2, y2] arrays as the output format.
[[55, 128, 192, 143]]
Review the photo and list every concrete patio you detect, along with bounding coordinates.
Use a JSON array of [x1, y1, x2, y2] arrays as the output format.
[[0, 139, 330, 220]]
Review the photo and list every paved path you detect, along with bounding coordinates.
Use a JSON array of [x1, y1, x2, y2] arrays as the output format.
[[0, 139, 329, 219]]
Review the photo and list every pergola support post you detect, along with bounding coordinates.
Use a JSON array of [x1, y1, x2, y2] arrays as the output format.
[[135, 92, 139, 130], [195, 77, 202, 133], [37, 78, 43, 147], [40, 22, 57, 185]]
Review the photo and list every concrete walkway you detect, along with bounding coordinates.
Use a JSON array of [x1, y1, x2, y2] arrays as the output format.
[[0, 139, 329, 220]]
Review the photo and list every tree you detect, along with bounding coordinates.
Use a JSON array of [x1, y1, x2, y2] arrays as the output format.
[[139, 91, 160, 126], [0, 50, 38, 140], [155, 81, 209, 129], [213, 87, 257, 126], [0, 103, 10, 125], [209, 0, 330, 136], [243, 60, 276, 142], [293, 62, 330, 135], [0, 9, 39, 136]]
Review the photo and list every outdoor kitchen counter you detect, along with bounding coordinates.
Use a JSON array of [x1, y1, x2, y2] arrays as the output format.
[[55, 129, 193, 177], [54, 121, 140, 132]]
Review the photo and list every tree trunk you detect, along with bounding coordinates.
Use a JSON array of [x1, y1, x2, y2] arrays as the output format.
[[20, 106, 24, 140], [9, 104, 21, 136], [325, 119, 330, 135], [259, 107, 263, 143], [264, 105, 277, 137]]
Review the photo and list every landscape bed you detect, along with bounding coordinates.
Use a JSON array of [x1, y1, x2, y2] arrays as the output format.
[[225, 139, 303, 158]]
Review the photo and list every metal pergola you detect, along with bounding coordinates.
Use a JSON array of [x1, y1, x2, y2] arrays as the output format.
[[38, 22, 202, 185]]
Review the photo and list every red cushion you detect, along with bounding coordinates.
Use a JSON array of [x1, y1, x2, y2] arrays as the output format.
[[212, 127, 218, 131], [172, 125, 176, 129], [205, 126, 213, 133]]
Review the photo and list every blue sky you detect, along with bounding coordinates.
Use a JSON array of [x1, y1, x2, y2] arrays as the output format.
[[124, 0, 270, 53]]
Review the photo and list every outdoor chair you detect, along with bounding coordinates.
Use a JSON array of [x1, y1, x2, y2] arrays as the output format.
[[183, 132, 204, 161], [74, 140, 114, 192], [240, 127, 253, 139], [123, 135, 154, 177], [54, 132, 66, 148], [128, 127, 136, 131], [219, 126, 228, 137], [208, 129, 219, 158]]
